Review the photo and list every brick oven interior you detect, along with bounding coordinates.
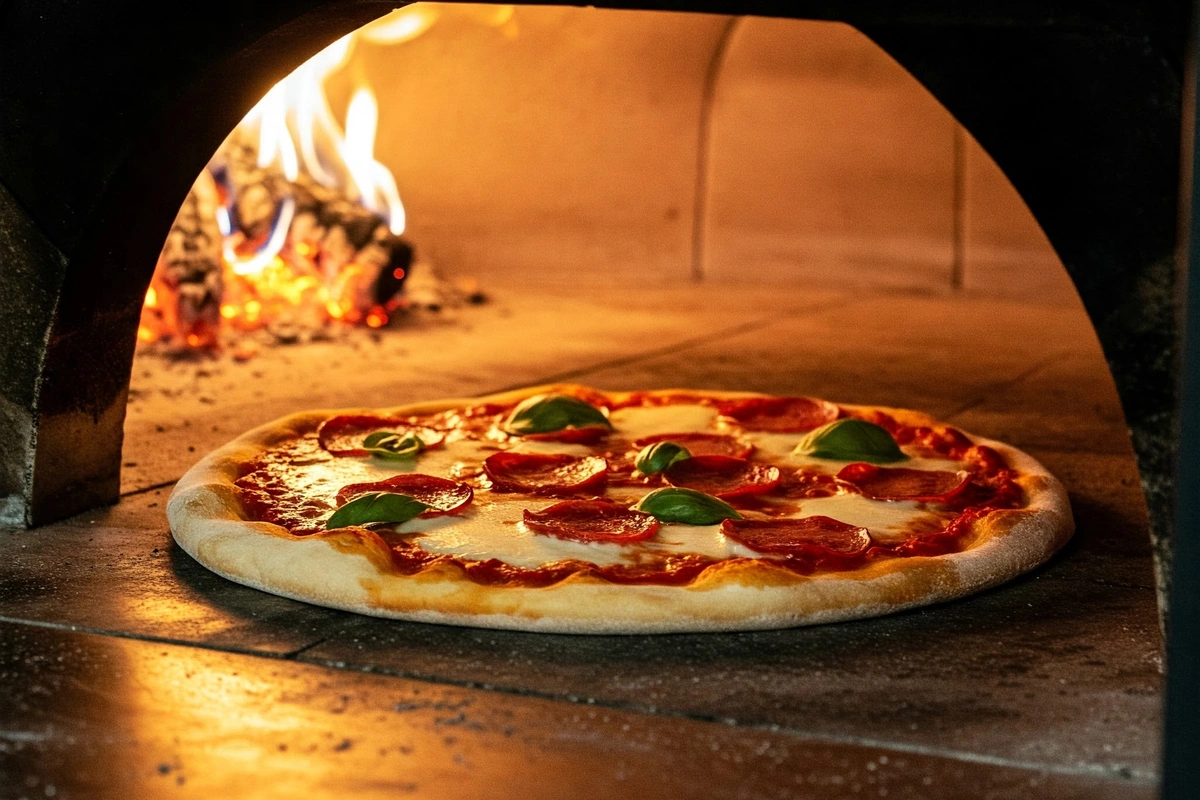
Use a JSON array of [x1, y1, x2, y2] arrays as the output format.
[[0, 2, 1181, 797]]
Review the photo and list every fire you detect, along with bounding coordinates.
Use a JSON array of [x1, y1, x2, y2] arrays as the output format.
[[360, 7, 439, 44], [342, 88, 405, 235], [139, 6, 442, 350]]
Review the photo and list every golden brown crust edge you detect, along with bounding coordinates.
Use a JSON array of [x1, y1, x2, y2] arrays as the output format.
[[167, 384, 1074, 634]]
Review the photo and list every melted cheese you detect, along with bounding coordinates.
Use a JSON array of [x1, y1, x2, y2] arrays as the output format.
[[287, 438, 496, 509], [403, 495, 760, 568], [784, 493, 928, 543], [282, 402, 967, 567], [608, 404, 719, 438]]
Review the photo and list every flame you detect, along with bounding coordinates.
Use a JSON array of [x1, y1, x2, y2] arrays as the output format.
[[488, 6, 516, 25], [225, 197, 296, 276], [141, 6, 442, 350], [342, 89, 405, 235], [215, 205, 233, 237], [251, 82, 299, 182], [360, 7, 439, 44], [292, 34, 355, 188]]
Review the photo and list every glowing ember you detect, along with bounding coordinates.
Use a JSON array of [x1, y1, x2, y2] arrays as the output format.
[[139, 6, 442, 351]]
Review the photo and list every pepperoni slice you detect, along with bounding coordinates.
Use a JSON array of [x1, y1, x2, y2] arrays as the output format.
[[522, 427, 611, 445], [318, 414, 445, 457], [721, 516, 871, 556], [335, 474, 474, 516], [837, 463, 971, 503], [483, 452, 608, 494], [774, 469, 843, 499], [523, 499, 660, 543], [716, 397, 839, 432], [632, 433, 754, 459], [663, 455, 781, 498], [892, 425, 974, 458], [602, 452, 646, 486]]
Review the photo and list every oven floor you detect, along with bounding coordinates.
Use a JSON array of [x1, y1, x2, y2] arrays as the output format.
[[0, 287, 1161, 798]]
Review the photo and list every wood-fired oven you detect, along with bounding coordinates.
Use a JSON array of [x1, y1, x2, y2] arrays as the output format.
[[0, 1, 1194, 797]]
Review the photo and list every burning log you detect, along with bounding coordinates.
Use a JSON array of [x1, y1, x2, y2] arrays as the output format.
[[137, 17, 481, 354], [372, 234, 413, 306], [141, 134, 418, 351], [139, 172, 224, 348]]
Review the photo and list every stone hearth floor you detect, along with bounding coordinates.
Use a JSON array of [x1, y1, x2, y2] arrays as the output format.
[[0, 286, 1161, 799]]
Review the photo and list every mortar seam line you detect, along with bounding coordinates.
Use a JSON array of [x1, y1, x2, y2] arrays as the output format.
[[1049, 574, 1158, 591], [0, 615, 299, 660], [291, 652, 1157, 783], [689, 14, 741, 282], [943, 351, 1073, 419], [284, 635, 332, 660], [483, 296, 856, 394], [119, 479, 179, 498]]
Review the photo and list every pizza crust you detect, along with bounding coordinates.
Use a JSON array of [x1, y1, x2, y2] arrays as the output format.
[[167, 385, 1073, 634]]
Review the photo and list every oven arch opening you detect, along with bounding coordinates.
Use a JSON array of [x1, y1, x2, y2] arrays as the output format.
[[0, 0, 1178, 611]]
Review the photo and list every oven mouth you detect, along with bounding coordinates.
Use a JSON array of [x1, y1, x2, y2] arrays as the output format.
[[0, 1, 1183, 791]]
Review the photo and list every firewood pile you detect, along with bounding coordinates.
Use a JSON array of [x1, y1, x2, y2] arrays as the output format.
[[138, 129, 483, 357]]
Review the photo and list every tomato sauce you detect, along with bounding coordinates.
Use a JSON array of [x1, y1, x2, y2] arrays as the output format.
[[233, 393, 1027, 587]]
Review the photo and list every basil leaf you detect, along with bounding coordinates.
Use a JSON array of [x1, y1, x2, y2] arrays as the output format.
[[632, 487, 742, 525], [635, 442, 692, 475], [793, 419, 906, 463], [503, 394, 612, 435], [362, 431, 426, 460], [326, 492, 430, 529]]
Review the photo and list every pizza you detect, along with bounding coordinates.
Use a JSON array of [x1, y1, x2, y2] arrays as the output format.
[[167, 384, 1073, 634]]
